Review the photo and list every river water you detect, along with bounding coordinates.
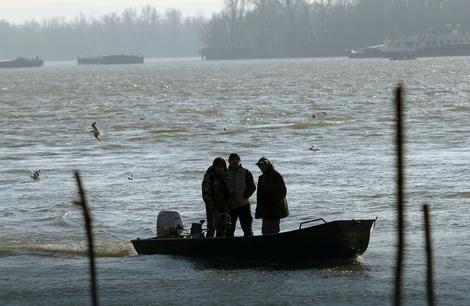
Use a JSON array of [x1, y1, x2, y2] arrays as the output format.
[[1, 57, 469, 305]]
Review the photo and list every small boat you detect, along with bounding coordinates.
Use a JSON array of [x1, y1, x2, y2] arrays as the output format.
[[131, 211, 376, 263], [0, 57, 43, 68]]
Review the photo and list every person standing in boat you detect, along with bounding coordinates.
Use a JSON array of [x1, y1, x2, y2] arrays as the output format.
[[202, 157, 231, 237], [225, 153, 256, 237], [255, 157, 289, 235]]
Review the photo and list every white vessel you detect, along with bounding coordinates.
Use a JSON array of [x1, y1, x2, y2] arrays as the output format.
[[347, 24, 470, 59]]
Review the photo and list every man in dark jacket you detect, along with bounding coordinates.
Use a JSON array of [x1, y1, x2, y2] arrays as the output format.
[[202, 157, 231, 237], [225, 153, 256, 237], [255, 157, 288, 234]]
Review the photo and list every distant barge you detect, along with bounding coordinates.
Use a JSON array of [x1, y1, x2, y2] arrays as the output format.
[[199, 47, 317, 61], [77, 54, 144, 65], [0, 57, 43, 68]]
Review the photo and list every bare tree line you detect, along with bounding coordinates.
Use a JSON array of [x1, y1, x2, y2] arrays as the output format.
[[0, 6, 205, 60], [1, 1, 470, 61], [201, 0, 470, 58]]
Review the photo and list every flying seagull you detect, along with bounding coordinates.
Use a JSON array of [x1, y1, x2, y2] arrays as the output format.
[[91, 121, 102, 142], [30, 169, 40, 180], [309, 145, 320, 152]]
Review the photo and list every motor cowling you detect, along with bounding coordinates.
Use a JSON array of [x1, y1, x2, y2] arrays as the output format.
[[156, 211, 184, 238]]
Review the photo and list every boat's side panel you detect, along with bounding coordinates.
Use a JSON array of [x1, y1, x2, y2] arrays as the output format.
[[132, 219, 375, 262]]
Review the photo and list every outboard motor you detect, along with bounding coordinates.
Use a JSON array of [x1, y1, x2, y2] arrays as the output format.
[[156, 211, 184, 238], [190, 220, 205, 239]]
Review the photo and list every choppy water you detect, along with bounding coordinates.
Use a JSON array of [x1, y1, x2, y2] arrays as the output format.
[[1, 57, 470, 305]]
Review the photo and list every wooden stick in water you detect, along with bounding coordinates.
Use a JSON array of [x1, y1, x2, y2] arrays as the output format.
[[394, 84, 405, 306], [423, 204, 435, 306], [74, 171, 98, 306]]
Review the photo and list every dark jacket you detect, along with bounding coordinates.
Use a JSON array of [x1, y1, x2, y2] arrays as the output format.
[[202, 166, 231, 214], [255, 166, 287, 220], [226, 165, 256, 209]]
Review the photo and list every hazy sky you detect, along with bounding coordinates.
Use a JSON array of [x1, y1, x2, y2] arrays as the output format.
[[0, 0, 224, 24]]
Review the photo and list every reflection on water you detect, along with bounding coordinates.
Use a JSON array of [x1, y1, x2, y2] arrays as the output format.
[[188, 255, 372, 272]]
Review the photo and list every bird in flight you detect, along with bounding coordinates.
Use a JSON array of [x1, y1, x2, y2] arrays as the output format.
[[309, 145, 320, 151], [91, 121, 102, 142], [30, 169, 40, 180]]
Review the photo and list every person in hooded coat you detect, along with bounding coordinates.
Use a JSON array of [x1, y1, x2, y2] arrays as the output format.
[[255, 157, 288, 235]]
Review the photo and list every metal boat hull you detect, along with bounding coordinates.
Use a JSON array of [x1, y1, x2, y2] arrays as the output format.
[[131, 219, 376, 262]]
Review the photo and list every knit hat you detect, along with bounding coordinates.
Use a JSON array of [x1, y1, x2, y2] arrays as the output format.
[[256, 157, 272, 167], [228, 153, 240, 161]]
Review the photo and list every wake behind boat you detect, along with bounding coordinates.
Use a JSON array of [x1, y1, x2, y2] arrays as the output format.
[[131, 211, 376, 263]]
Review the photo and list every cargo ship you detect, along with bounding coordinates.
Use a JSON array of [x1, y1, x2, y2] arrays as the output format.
[[346, 24, 470, 59], [0, 57, 43, 68], [77, 54, 144, 65]]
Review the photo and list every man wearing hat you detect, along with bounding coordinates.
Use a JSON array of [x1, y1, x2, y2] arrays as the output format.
[[225, 153, 256, 237], [255, 157, 288, 234]]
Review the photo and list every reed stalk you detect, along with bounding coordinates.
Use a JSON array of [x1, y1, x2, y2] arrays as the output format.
[[74, 171, 98, 306]]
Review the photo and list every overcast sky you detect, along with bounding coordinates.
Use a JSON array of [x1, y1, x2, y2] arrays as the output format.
[[0, 0, 224, 24]]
